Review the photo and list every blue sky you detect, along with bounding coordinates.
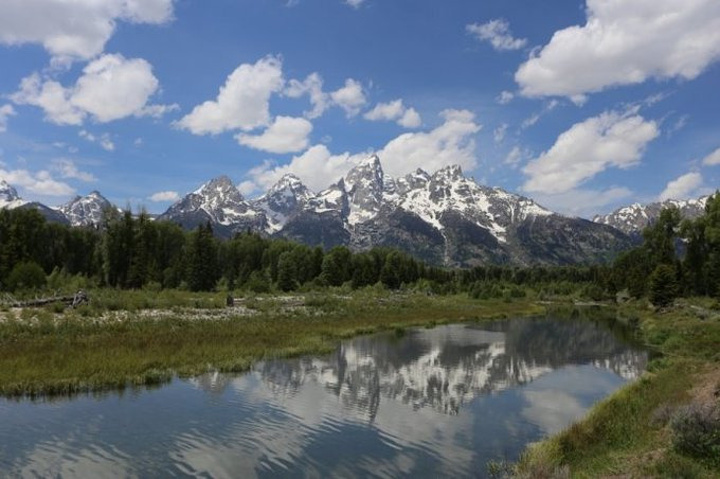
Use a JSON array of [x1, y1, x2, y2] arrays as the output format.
[[1, 0, 719, 217]]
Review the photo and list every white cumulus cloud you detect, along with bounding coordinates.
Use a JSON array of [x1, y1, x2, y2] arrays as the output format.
[[137, 103, 180, 119], [467, 19, 527, 51], [12, 74, 83, 125], [0, 0, 174, 64], [504, 146, 525, 167], [523, 111, 659, 194], [51, 158, 97, 183], [516, 0, 720, 99], [12, 54, 164, 125], [149, 191, 180, 202], [176, 56, 284, 135], [247, 145, 361, 193], [497, 91, 514, 105], [659, 172, 704, 201], [330, 79, 367, 117], [0, 167, 74, 196], [364, 99, 422, 128], [286, 74, 373, 120], [494, 123, 508, 143], [236, 116, 313, 154], [79, 130, 115, 152], [51, 158, 96, 182], [244, 109, 481, 193], [702, 147, 720, 166], [0, 105, 16, 132], [378, 109, 481, 177], [398, 108, 422, 128], [285, 73, 329, 119]]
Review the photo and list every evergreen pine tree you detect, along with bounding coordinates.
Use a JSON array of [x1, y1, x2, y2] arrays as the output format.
[[320, 246, 351, 286], [380, 251, 403, 290], [276, 251, 298, 292], [186, 222, 219, 291], [649, 264, 679, 307]]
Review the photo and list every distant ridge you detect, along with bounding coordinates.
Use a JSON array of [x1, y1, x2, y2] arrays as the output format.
[[2, 158, 635, 266], [158, 155, 632, 266], [593, 195, 712, 236]]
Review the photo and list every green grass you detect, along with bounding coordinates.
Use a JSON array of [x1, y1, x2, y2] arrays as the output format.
[[0, 289, 545, 398], [515, 298, 720, 478]]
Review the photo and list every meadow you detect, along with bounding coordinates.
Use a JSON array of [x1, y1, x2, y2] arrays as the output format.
[[2, 287, 718, 477], [0, 287, 544, 397]]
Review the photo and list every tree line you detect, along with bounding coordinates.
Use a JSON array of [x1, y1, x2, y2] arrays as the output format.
[[1, 192, 718, 304], [610, 192, 720, 306], [0, 208, 440, 293]]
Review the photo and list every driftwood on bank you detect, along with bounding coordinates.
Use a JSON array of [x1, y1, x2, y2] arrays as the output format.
[[2, 290, 89, 309]]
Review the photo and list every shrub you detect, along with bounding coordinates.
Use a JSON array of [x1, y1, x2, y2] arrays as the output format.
[[581, 283, 606, 302], [144, 281, 163, 293], [244, 271, 271, 294], [669, 402, 720, 462], [6, 262, 46, 292], [650, 403, 675, 427]]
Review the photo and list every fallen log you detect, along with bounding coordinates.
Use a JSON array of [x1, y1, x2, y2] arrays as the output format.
[[4, 290, 89, 309]]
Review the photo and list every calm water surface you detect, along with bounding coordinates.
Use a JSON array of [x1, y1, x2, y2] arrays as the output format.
[[0, 316, 648, 478]]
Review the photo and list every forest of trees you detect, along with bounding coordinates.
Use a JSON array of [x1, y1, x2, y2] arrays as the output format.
[[1, 192, 718, 304], [610, 192, 720, 306]]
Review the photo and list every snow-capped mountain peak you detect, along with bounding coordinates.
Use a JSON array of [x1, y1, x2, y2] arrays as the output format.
[[345, 155, 384, 192], [396, 169, 431, 195], [307, 180, 349, 215], [594, 195, 710, 235], [0, 179, 26, 209], [57, 190, 115, 226], [344, 155, 388, 225], [266, 173, 311, 196], [254, 174, 314, 233], [159, 175, 266, 233], [433, 164, 464, 182], [3, 154, 635, 267], [194, 175, 241, 199]]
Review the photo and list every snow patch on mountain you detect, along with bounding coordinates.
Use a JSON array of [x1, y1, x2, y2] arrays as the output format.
[[0, 179, 27, 209], [394, 165, 552, 243], [56, 191, 115, 226], [253, 173, 314, 233], [594, 195, 710, 235], [344, 155, 386, 226], [188, 176, 264, 226], [307, 180, 348, 215]]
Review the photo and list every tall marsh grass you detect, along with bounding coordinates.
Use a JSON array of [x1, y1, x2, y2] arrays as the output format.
[[0, 290, 545, 398]]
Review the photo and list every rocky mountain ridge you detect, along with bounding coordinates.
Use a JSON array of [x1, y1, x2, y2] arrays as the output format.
[[1, 179, 71, 225], [0, 179, 26, 210], [56, 191, 117, 227], [593, 195, 711, 236], [157, 155, 632, 266], [1, 157, 643, 266]]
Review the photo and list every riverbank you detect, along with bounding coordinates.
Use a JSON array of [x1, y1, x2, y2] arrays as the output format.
[[514, 298, 720, 478], [7, 289, 716, 476], [0, 289, 546, 398]]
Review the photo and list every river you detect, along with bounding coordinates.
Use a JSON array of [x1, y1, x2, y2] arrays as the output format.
[[0, 315, 648, 478]]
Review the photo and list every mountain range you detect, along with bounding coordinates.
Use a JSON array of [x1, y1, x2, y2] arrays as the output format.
[[592, 196, 710, 237], [155, 156, 631, 266], [2, 157, 711, 266]]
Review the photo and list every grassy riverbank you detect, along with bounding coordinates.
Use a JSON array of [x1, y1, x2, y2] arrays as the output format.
[[514, 298, 720, 478], [0, 289, 545, 398]]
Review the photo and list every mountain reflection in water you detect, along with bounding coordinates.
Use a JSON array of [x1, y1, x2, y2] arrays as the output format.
[[1, 317, 648, 478], [230, 318, 646, 418]]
